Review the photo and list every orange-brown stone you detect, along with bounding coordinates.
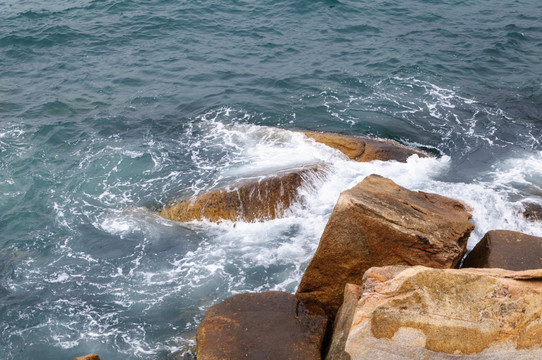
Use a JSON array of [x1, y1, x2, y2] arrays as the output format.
[[71, 355, 100, 360], [158, 166, 323, 223], [302, 131, 429, 162], [296, 174, 473, 319], [327, 266, 542, 359]]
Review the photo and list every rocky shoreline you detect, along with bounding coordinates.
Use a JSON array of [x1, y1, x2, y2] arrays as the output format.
[[74, 129, 542, 360]]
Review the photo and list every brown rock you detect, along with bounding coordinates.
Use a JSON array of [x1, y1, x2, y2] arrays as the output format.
[[327, 266, 542, 359], [196, 291, 327, 360], [325, 283, 364, 360], [71, 355, 100, 360], [523, 202, 542, 221], [462, 230, 542, 271], [158, 165, 323, 223], [296, 174, 474, 319], [302, 131, 429, 162]]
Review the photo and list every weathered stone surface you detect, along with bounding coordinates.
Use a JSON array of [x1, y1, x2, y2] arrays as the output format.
[[196, 291, 327, 360], [302, 131, 429, 162], [327, 266, 542, 360], [462, 230, 542, 271], [71, 355, 100, 360], [296, 174, 474, 318], [523, 202, 542, 221], [326, 283, 364, 360], [158, 165, 322, 223]]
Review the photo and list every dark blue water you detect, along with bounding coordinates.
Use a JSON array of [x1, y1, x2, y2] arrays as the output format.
[[1, 0, 541, 358]]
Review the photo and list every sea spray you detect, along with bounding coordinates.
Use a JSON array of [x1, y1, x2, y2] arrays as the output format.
[[1, 0, 541, 357]]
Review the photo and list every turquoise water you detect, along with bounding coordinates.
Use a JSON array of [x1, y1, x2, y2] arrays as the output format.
[[1, 0, 541, 358]]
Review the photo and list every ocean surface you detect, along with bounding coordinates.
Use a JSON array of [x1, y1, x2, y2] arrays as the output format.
[[1, 0, 541, 358]]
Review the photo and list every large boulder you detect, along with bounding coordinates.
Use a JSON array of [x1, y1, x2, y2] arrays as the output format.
[[296, 174, 474, 318], [327, 265, 542, 359], [196, 291, 327, 360], [158, 165, 323, 223], [302, 131, 429, 162], [462, 230, 542, 271]]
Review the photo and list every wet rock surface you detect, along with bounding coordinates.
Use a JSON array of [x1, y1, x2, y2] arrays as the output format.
[[158, 165, 323, 223], [302, 131, 429, 162], [523, 202, 542, 221], [71, 355, 100, 360]]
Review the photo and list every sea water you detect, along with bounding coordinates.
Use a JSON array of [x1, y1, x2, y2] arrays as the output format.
[[1, 0, 541, 358]]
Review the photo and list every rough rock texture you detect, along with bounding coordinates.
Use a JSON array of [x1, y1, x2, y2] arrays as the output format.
[[158, 165, 322, 223], [523, 202, 542, 221], [71, 355, 100, 360], [302, 131, 429, 162], [462, 230, 542, 271], [327, 266, 542, 360], [296, 174, 474, 318], [326, 283, 364, 360], [196, 291, 327, 360]]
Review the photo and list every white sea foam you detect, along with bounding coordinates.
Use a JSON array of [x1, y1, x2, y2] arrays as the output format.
[[91, 119, 541, 304], [173, 119, 541, 261], [320, 76, 534, 157], [24, 113, 539, 360], [489, 151, 542, 195], [47, 272, 70, 283], [0, 127, 26, 139]]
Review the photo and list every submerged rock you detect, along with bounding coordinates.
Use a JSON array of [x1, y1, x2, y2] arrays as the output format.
[[523, 202, 542, 221], [196, 291, 327, 360], [157, 165, 323, 223], [462, 230, 542, 271], [302, 131, 429, 162], [71, 355, 100, 360], [296, 174, 473, 318], [327, 265, 542, 360]]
